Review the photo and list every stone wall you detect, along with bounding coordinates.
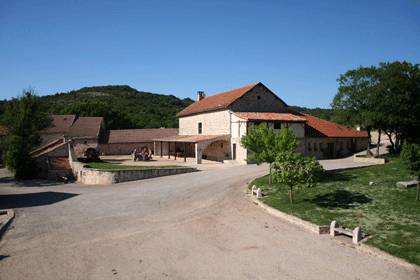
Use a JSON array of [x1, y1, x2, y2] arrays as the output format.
[[100, 142, 153, 155], [78, 167, 197, 185], [179, 110, 231, 135], [229, 84, 287, 113]]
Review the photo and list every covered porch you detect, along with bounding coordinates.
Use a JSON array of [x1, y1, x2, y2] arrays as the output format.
[[153, 134, 231, 164]]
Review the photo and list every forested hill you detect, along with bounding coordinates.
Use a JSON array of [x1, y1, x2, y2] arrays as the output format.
[[0, 85, 335, 129], [288, 106, 334, 121], [39, 85, 194, 129]]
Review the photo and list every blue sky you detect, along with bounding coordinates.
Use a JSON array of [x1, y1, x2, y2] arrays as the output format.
[[0, 0, 419, 107]]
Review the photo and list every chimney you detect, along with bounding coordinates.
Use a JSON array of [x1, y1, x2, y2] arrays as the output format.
[[196, 91, 206, 101]]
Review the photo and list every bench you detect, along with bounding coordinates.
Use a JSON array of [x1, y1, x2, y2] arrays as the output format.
[[330, 220, 365, 244], [396, 180, 419, 188], [251, 185, 262, 198]]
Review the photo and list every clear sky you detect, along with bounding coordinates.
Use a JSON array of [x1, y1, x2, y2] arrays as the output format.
[[0, 0, 419, 107]]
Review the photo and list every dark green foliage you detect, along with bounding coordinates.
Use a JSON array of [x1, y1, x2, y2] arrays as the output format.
[[40, 85, 193, 129], [288, 106, 334, 121], [401, 143, 420, 201], [332, 61, 420, 153], [1, 91, 51, 179]]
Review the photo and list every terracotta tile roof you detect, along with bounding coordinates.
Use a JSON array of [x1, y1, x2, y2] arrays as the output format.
[[105, 128, 178, 144], [154, 134, 230, 143], [233, 112, 306, 122], [42, 115, 76, 134], [176, 83, 259, 117], [67, 117, 103, 138], [303, 114, 368, 138]]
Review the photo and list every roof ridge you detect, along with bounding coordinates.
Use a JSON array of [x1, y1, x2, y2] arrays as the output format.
[[176, 82, 260, 117]]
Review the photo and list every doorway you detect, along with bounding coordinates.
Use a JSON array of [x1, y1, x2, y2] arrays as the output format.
[[232, 144, 236, 160]]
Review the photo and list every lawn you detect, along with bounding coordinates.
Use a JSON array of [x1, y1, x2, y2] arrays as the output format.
[[250, 156, 420, 266], [85, 161, 182, 170]]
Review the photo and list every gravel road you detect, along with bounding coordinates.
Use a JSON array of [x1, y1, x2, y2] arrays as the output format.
[[0, 162, 417, 280]]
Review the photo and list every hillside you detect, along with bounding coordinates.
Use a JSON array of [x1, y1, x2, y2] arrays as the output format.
[[0, 86, 336, 130], [288, 106, 334, 121], [39, 85, 194, 129]]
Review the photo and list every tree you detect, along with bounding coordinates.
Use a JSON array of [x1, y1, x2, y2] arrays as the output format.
[[401, 143, 420, 202], [272, 128, 323, 203], [332, 61, 420, 155], [241, 123, 277, 186], [1, 90, 51, 179], [332, 66, 379, 155]]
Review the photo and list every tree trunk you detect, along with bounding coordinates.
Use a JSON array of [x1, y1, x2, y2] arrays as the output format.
[[289, 186, 293, 204], [384, 130, 394, 152], [376, 129, 381, 157], [366, 129, 372, 156], [268, 163, 272, 187]]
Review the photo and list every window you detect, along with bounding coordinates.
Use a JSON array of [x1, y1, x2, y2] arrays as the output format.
[[319, 143, 324, 150], [257, 95, 261, 100], [274, 121, 281, 129], [308, 142, 312, 151], [198, 122, 202, 134], [314, 143, 318, 151]]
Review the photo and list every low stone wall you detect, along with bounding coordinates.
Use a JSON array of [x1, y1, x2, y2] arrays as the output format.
[[353, 155, 386, 164], [79, 167, 196, 185]]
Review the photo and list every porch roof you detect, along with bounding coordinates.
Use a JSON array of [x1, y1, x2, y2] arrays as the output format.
[[154, 134, 230, 143], [233, 112, 306, 122]]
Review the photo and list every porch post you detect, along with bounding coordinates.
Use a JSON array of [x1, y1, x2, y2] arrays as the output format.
[[184, 142, 187, 162], [168, 142, 171, 159], [153, 141, 156, 156], [160, 141, 163, 157], [174, 142, 177, 160], [195, 143, 202, 164]]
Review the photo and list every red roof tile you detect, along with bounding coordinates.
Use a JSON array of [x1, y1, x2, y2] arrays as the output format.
[[105, 128, 178, 144], [177, 83, 259, 117], [303, 114, 368, 138], [68, 117, 103, 138], [233, 112, 306, 122], [42, 115, 76, 134]]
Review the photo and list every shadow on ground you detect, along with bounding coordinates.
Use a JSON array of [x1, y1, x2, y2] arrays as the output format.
[[0, 191, 78, 209], [318, 171, 356, 183], [308, 190, 372, 209]]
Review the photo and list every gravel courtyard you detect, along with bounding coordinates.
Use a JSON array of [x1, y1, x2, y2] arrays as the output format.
[[0, 160, 417, 280]]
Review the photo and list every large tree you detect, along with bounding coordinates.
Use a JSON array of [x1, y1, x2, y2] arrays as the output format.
[[1, 90, 51, 179], [332, 61, 420, 154], [332, 66, 379, 155]]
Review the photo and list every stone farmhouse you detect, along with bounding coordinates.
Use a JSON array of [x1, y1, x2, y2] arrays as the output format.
[[32, 82, 368, 178], [153, 82, 368, 164]]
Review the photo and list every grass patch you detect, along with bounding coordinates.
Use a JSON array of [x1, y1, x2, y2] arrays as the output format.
[[85, 161, 182, 170], [250, 156, 420, 265]]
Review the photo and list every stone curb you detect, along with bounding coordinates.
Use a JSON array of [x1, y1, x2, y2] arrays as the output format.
[[248, 192, 329, 235], [357, 242, 420, 273], [0, 209, 15, 240], [248, 190, 420, 274]]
